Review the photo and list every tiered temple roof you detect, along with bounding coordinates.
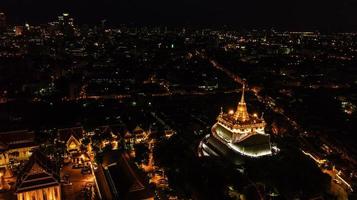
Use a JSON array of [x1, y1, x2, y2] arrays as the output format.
[[15, 151, 60, 193], [217, 84, 265, 135], [57, 126, 84, 142], [234, 84, 250, 122]]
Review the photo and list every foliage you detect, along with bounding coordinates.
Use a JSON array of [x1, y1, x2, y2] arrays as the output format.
[[82, 137, 90, 146]]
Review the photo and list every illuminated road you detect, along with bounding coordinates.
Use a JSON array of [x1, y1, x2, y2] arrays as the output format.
[[79, 89, 241, 100]]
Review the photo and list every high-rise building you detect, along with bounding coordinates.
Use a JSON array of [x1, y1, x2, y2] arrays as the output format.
[[199, 84, 273, 164], [0, 12, 7, 32], [57, 13, 75, 36]]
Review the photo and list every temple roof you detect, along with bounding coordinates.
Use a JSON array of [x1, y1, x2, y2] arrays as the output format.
[[133, 126, 144, 134], [234, 84, 250, 122], [58, 127, 84, 142], [15, 151, 60, 193], [0, 141, 8, 152], [0, 130, 37, 150], [217, 83, 266, 130], [102, 151, 154, 200], [205, 83, 272, 159], [0, 130, 35, 144]]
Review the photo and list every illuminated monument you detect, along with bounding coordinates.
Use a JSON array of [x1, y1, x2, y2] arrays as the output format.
[[199, 84, 272, 164]]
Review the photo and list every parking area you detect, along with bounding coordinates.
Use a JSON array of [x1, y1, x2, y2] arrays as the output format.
[[61, 162, 96, 200]]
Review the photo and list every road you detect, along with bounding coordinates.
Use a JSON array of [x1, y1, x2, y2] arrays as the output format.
[[77, 88, 241, 100], [61, 163, 96, 200]]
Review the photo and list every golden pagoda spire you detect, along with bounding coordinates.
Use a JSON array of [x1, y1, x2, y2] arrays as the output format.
[[240, 83, 246, 103], [234, 83, 250, 122]]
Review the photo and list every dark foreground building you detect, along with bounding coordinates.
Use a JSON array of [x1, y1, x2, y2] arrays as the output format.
[[96, 151, 154, 200]]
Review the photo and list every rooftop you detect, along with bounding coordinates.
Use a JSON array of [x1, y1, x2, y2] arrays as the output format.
[[101, 151, 154, 200], [15, 151, 60, 193]]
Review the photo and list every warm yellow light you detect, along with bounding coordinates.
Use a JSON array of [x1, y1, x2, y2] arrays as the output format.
[[253, 113, 258, 118], [229, 110, 234, 115], [69, 142, 77, 149]]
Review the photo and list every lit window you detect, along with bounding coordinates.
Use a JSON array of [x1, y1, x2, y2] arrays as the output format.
[[43, 191, 47, 200]]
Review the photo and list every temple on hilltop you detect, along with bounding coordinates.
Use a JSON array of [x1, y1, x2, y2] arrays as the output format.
[[199, 84, 273, 164]]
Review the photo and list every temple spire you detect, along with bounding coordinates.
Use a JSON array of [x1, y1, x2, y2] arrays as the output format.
[[234, 83, 250, 122], [240, 83, 246, 103]]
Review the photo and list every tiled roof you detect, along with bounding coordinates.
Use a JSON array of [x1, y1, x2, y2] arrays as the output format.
[[102, 151, 154, 200], [15, 151, 60, 193], [0, 130, 35, 144], [57, 127, 84, 142]]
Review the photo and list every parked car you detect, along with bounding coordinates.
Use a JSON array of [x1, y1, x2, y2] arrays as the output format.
[[72, 163, 84, 169], [81, 166, 91, 174]]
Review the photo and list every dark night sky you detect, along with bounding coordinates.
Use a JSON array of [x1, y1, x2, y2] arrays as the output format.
[[1, 0, 357, 31]]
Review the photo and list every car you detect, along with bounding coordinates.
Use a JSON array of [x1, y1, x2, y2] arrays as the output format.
[[72, 163, 84, 169], [81, 166, 91, 174]]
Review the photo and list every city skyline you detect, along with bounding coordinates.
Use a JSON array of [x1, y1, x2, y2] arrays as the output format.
[[1, 0, 357, 31], [0, 5, 356, 200]]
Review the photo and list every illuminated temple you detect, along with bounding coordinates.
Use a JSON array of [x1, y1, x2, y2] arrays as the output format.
[[15, 151, 61, 200], [199, 84, 272, 164]]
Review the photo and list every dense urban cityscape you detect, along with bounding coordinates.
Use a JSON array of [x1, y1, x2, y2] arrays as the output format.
[[0, 5, 357, 200]]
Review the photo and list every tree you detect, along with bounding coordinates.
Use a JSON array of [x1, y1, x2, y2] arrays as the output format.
[[95, 152, 104, 164], [82, 137, 90, 146]]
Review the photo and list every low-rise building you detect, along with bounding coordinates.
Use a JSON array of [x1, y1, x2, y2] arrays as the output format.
[[0, 130, 38, 169]]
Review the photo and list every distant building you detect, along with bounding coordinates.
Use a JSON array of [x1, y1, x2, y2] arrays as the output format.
[[0, 12, 6, 32], [124, 131, 134, 145], [199, 84, 273, 164], [57, 13, 75, 37], [15, 151, 61, 200], [15, 26, 24, 36], [132, 126, 148, 144]]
